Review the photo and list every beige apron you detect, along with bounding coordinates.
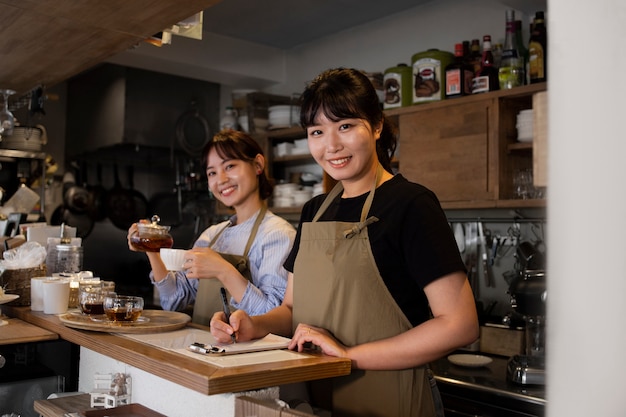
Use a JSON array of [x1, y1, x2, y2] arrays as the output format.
[[192, 206, 266, 326], [293, 173, 436, 417]]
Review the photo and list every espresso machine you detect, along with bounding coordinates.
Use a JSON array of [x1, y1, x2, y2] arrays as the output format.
[[506, 242, 547, 385]]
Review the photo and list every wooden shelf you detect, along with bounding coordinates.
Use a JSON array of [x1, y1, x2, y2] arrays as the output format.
[[508, 142, 533, 152], [390, 83, 547, 209]]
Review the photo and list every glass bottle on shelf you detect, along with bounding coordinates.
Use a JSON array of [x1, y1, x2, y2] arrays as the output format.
[[492, 43, 503, 68], [469, 39, 482, 75], [528, 11, 547, 83], [498, 10, 524, 89], [515, 20, 529, 85], [445, 43, 474, 98], [472, 35, 500, 94]]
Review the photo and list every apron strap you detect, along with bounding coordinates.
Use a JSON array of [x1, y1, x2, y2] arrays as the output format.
[[207, 205, 266, 257], [243, 205, 267, 256], [313, 165, 385, 223]]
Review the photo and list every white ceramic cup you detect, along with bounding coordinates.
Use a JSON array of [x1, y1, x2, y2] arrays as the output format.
[[42, 279, 70, 314], [160, 248, 188, 271], [30, 276, 50, 311]]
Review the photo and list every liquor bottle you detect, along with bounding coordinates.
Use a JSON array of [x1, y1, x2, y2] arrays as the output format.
[[445, 43, 474, 98], [472, 35, 500, 94], [528, 11, 547, 83], [462, 40, 471, 63], [498, 10, 524, 89], [469, 39, 482, 75], [515, 20, 529, 85], [493, 43, 503, 68]]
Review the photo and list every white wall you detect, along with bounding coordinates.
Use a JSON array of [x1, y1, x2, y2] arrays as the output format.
[[79, 347, 279, 417], [276, 0, 513, 96], [548, 1, 626, 416]]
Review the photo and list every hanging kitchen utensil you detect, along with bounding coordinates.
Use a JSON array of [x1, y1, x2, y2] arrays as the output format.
[[453, 223, 465, 253], [106, 164, 140, 230], [126, 165, 148, 220], [50, 204, 94, 239], [148, 160, 181, 227], [88, 163, 108, 221], [478, 221, 493, 287], [51, 163, 95, 239], [64, 161, 93, 214], [175, 101, 211, 157], [465, 222, 479, 299]]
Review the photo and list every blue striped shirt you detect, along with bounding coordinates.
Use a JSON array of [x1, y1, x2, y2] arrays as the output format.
[[152, 209, 295, 316]]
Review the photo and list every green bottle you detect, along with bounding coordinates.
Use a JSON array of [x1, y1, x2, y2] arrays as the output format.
[[498, 10, 524, 89], [515, 20, 529, 85]]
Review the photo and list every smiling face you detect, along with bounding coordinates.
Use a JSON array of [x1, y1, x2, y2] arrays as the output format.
[[306, 112, 381, 196], [206, 147, 263, 216]]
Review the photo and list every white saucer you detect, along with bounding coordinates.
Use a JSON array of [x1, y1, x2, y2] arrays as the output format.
[[447, 354, 493, 368], [0, 294, 19, 305]]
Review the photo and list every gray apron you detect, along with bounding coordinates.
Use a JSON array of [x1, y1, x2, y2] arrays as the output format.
[[292, 172, 437, 417], [192, 206, 266, 326]]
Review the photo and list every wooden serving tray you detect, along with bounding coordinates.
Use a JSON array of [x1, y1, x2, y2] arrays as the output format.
[[58, 309, 190, 333]]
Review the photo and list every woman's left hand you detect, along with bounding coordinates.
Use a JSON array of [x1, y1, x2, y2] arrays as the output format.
[[289, 323, 349, 358], [183, 247, 233, 279]]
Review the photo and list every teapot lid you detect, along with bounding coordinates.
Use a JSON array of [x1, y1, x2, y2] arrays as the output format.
[[137, 215, 171, 233]]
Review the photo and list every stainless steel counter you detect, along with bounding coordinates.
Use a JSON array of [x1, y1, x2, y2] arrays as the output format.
[[430, 353, 546, 417]]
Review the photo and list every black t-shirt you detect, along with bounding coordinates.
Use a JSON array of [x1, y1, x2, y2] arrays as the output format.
[[284, 174, 466, 326]]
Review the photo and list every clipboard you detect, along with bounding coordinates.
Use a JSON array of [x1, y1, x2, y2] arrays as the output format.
[[186, 333, 291, 356]]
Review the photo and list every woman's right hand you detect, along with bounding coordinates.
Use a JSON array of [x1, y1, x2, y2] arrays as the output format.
[[210, 309, 255, 343]]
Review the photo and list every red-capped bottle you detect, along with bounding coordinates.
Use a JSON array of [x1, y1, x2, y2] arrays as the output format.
[[445, 43, 474, 98], [472, 35, 500, 94]]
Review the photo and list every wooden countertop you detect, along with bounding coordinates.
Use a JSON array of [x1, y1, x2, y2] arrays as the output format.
[[0, 316, 58, 345], [3, 306, 351, 396]]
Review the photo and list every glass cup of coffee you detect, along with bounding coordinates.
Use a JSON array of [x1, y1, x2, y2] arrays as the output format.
[[79, 286, 115, 316], [103, 295, 144, 322]]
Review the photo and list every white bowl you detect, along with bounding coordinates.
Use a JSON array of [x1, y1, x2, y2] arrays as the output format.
[[160, 248, 188, 271]]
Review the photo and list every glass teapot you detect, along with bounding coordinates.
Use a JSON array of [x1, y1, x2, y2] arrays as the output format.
[[129, 215, 174, 252]]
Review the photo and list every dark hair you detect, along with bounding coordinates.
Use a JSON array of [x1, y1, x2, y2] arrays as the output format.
[[202, 129, 273, 200], [299, 68, 398, 172]]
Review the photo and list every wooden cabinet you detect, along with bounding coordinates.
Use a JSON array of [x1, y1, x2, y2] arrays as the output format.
[[253, 84, 547, 216], [388, 83, 547, 209]]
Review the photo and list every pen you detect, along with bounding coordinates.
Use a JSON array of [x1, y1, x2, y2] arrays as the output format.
[[220, 287, 236, 343]]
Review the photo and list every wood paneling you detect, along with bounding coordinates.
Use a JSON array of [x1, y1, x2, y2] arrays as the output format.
[[0, 0, 221, 95], [399, 99, 494, 202]]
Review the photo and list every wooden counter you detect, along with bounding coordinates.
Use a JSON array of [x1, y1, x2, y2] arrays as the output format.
[[3, 306, 351, 396], [0, 316, 58, 345]]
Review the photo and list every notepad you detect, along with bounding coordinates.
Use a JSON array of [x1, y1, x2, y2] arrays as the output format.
[[187, 333, 291, 356], [123, 328, 290, 356]]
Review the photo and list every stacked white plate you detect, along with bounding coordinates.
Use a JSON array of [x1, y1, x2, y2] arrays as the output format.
[[268, 105, 300, 129], [516, 109, 534, 142]]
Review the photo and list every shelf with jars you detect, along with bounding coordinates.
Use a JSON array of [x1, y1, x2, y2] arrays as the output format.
[[257, 83, 547, 216], [386, 82, 547, 210]]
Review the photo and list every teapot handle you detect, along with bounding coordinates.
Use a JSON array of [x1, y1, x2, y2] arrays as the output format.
[[35, 124, 47, 145]]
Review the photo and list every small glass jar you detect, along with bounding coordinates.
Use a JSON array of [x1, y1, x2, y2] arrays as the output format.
[[56, 245, 83, 274]]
